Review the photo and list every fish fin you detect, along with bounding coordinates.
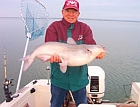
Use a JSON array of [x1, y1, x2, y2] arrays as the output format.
[[37, 55, 51, 62], [59, 60, 68, 73], [20, 55, 34, 71], [67, 37, 76, 44], [60, 66, 67, 73]]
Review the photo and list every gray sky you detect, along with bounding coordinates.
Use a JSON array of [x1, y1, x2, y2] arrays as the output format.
[[0, 0, 140, 21]]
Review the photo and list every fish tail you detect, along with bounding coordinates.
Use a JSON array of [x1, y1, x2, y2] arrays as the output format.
[[20, 55, 34, 71]]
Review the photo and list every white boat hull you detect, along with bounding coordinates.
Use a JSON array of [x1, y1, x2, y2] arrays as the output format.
[[0, 79, 51, 107]]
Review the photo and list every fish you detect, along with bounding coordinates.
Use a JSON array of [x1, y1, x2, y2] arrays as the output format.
[[21, 38, 106, 73]]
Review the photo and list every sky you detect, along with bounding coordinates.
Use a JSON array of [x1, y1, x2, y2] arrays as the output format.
[[0, 0, 140, 21]]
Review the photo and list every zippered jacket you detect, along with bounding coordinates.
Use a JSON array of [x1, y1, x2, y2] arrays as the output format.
[[45, 18, 96, 92]]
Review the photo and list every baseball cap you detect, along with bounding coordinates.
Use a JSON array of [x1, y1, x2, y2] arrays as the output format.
[[63, 0, 79, 11]]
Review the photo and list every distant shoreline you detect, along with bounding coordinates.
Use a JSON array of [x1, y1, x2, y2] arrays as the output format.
[[0, 17, 140, 23]]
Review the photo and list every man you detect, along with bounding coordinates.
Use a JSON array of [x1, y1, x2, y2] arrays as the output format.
[[45, 0, 105, 107]]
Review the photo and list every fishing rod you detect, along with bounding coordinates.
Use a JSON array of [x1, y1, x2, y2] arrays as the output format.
[[3, 47, 13, 102]]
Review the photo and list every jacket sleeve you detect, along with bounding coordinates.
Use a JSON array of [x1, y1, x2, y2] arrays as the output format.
[[44, 22, 58, 42], [83, 24, 96, 45]]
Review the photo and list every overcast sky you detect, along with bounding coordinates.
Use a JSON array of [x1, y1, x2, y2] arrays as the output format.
[[0, 0, 140, 21]]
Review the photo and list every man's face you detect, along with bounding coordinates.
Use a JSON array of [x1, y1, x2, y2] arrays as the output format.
[[62, 8, 80, 23]]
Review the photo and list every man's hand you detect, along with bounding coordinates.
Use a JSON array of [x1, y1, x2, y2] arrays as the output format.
[[50, 54, 61, 63], [96, 52, 105, 59], [96, 45, 106, 59]]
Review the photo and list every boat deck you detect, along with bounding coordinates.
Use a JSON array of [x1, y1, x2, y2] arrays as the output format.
[[0, 79, 139, 107], [115, 103, 138, 107], [67, 103, 138, 107]]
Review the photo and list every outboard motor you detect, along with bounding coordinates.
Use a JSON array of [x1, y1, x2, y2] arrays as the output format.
[[87, 66, 105, 104]]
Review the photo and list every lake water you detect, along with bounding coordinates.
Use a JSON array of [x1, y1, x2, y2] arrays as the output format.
[[0, 18, 140, 103]]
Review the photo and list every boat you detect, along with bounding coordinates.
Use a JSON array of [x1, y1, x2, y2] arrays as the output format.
[[0, 66, 139, 107], [1, 0, 139, 106]]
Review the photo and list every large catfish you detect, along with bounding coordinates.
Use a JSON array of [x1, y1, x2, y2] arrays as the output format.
[[21, 38, 106, 73]]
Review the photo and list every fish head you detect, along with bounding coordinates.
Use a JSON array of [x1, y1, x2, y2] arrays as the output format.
[[87, 45, 106, 57]]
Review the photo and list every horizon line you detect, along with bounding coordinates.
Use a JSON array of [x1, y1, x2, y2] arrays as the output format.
[[0, 16, 140, 23]]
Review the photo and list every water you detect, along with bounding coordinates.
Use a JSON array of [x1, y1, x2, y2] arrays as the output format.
[[0, 18, 140, 103]]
